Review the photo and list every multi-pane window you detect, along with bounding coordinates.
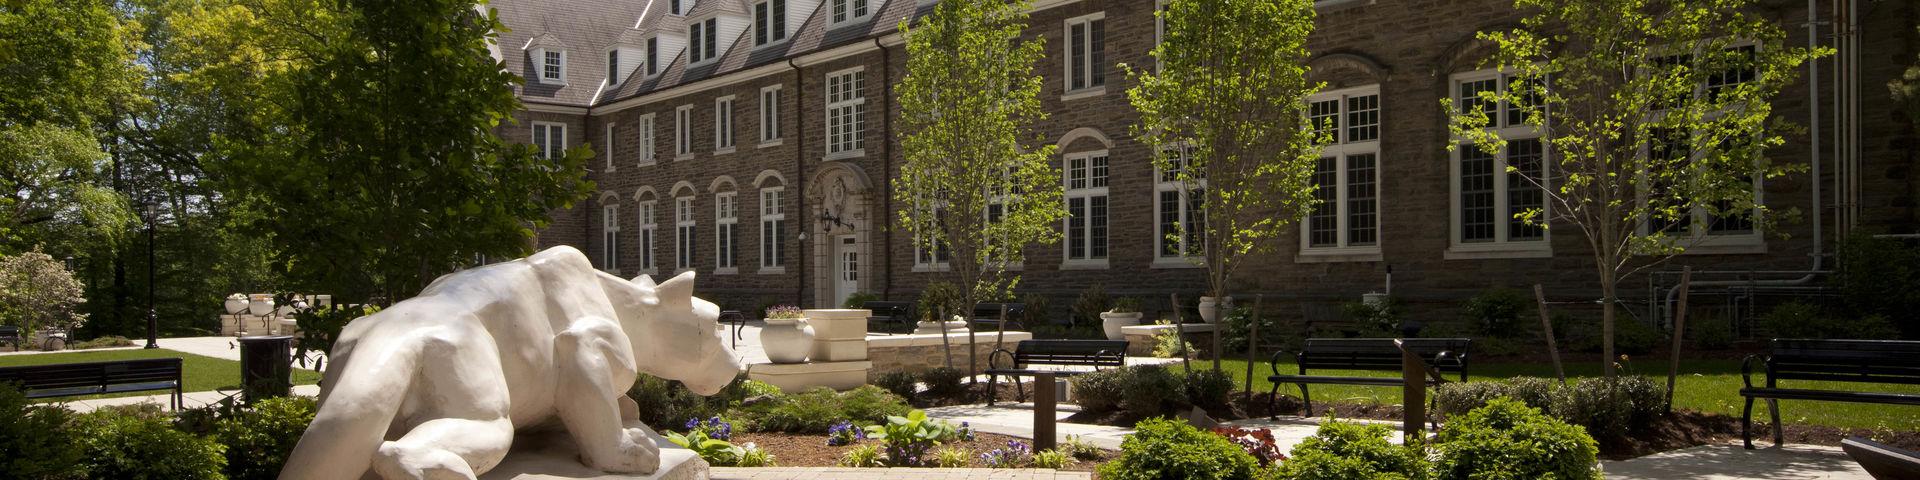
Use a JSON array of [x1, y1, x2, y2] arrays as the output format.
[[913, 204, 951, 269], [637, 200, 657, 272], [607, 50, 620, 84], [1451, 71, 1548, 249], [637, 114, 657, 165], [715, 96, 735, 151], [825, 68, 866, 157], [532, 122, 565, 160], [1064, 152, 1110, 264], [831, 0, 869, 24], [689, 17, 718, 64], [670, 0, 683, 15], [715, 193, 737, 271], [1065, 14, 1106, 92], [1155, 146, 1205, 261], [541, 50, 564, 83], [1645, 45, 1762, 241], [760, 85, 782, 143], [601, 204, 620, 271], [675, 196, 696, 270], [603, 123, 618, 170], [754, 0, 787, 46], [675, 105, 693, 157], [645, 37, 659, 76], [760, 188, 785, 269], [1303, 87, 1382, 253]]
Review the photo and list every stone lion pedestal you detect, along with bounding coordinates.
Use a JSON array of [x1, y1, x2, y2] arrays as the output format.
[[478, 422, 708, 480]]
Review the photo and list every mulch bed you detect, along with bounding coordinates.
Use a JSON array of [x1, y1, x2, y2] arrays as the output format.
[[731, 431, 1112, 472]]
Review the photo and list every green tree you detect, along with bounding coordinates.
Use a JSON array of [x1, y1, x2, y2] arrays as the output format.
[[0, 249, 87, 336], [1893, 26, 1920, 133], [1127, 0, 1324, 320], [1446, 0, 1827, 377], [893, 0, 1064, 371], [166, 0, 593, 302]]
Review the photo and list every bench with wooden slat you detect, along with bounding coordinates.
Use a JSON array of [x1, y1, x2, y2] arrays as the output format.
[[985, 339, 1126, 406], [1740, 339, 1920, 449], [1266, 338, 1470, 420], [0, 325, 20, 350], [862, 301, 915, 332], [968, 303, 1029, 331], [0, 358, 185, 409]]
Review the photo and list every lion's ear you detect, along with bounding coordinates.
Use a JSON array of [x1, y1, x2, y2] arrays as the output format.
[[632, 274, 657, 289], [657, 271, 697, 305]]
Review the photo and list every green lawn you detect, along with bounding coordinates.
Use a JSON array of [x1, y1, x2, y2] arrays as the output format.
[[1205, 358, 1920, 431], [0, 349, 323, 401]]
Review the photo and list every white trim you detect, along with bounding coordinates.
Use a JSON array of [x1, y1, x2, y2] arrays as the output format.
[[637, 113, 658, 166], [714, 95, 736, 153], [603, 122, 618, 172], [674, 196, 697, 271], [1153, 144, 1205, 263], [1445, 69, 1553, 259], [531, 121, 567, 160], [827, 0, 873, 28], [536, 48, 568, 85], [525, 102, 589, 114], [760, 84, 783, 145], [752, 0, 790, 49], [637, 200, 659, 275], [1297, 85, 1384, 262], [1061, 149, 1111, 269], [824, 67, 867, 160], [758, 186, 787, 272], [688, 16, 721, 67], [715, 191, 739, 274], [1062, 12, 1107, 99], [674, 104, 694, 160], [601, 203, 622, 272], [606, 48, 623, 86]]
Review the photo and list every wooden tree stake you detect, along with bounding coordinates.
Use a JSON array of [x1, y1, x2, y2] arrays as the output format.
[[1535, 284, 1566, 383]]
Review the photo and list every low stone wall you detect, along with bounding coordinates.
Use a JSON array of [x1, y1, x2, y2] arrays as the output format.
[[867, 331, 1033, 378], [1122, 323, 1218, 358]]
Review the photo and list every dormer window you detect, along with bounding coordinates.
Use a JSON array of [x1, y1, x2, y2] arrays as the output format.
[[646, 37, 659, 76], [830, 0, 869, 25], [754, 0, 787, 46], [607, 50, 621, 85], [689, 17, 719, 64], [535, 48, 566, 84], [671, 0, 686, 15]]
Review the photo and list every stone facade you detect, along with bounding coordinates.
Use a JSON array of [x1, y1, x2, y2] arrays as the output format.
[[496, 0, 1919, 330], [867, 331, 1034, 379]]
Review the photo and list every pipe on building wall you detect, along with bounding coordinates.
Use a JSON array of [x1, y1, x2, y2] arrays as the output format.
[[789, 57, 807, 306], [877, 36, 896, 301]]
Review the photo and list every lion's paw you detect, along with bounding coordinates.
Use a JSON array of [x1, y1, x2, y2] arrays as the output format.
[[583, 428, 662, 474]]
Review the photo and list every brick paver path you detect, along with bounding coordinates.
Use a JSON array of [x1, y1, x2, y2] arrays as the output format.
[[710, 467, 1091, 479]]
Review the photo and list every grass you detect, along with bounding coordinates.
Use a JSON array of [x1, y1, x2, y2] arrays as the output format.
[[1204, 357, 1920, 431], [0, 349, 323, 401]]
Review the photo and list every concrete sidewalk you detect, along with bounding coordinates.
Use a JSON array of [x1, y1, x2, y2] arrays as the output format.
[[54, 384, 322, 413], [1602, 443, 1871, 480], [711, 467, 1089, 479]]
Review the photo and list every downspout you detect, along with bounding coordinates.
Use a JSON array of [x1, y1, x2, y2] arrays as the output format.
[[877, 36, 896, 300], [1846, 0, 1861, 234], [791, 57, 808, 306]]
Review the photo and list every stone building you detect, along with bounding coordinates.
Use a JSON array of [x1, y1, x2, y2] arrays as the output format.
[[493, 0, 1918, 329]]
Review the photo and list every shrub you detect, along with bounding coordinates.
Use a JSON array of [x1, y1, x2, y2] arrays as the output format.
[[72, 407, 227, 479], [1120, 365, 1189, 418], [736, 443, 775, 467], [1340, 298, 1403, 336], [0, 383, 82, 477], [839, 385, 912, 424], [737, 379, 782, 398], [1834, 234, 1920, 339], [1152, 327, 1196, 359], [1032, 324, 1105, 339], [1098, 417, 1259, 480], [1032, 448, 1073, 469], [874, 371, 919, 400], [1069, 368, 1127, 413], [1220, 306, 1296, 355], [1503, 377, 1558, 412], [863, 409, 960, 467], [71, 335, 133, 350], [1017, 293, 1053, 329], [934, 446, 972, 467], [920, 367, 969, 400], [1689, 314, 1737, 350], [213, 396, 317, 480], [741, 386, 909, 433], [626, 374, 736, 430], [1211, 426, 1285, 467], [842, 291, 880, 309], [1550, 376, 1666, 440], [1761, 301, 1901, 340], [1112, 297, 1142, 314], [1562, 314, 1664, 355], [1184, 368, 1235, 411], [839, 444, 885, 467], [1434, 377, 1557, 417], [1461, 288, 1531, 337], [916, 282, 968, 321], [1072, 285, 1111, 328], [1271, 420, 1429, 480], [1061, 434, 1103, 460], [1434, 398, 1601, 480]]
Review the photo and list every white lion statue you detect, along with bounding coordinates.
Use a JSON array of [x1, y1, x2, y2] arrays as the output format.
[[279, 246, 743, 480]]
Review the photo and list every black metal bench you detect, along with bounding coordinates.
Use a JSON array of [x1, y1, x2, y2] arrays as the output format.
[[985, 339, 1126, 406], [863, 301, 915, 332], [1266, 338, 1470, 419], [1739, 339, 1920, 449], [0, 326, 19, 351], [969, 303, 1027, 331], [0, 358, 185, 409]]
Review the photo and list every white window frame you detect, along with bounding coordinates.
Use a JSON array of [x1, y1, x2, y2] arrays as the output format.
[[637, 114, 657, 166], [603, 123, 618, 172], [688, 16, 720, 66], [1638, 42, 1766, 255], [828, 0, 871, 27], [675, 105, 694, 160], [606, 49, 622, 86], [537, 49, 566, 84], [759, 85, 783, 146], [714, 96, 736, 153], [759, 187, 786, 272], [645, 37, 660, 77], [601, 204, 621, 273], [531, 122, 566, 160], [637, 200, 658, 274], [1447, 69, 1552, 260], [1062, 150, 1110, 269], [753, 0, 788, 48], [1299, 85, 1384, 262], [824, 67, 866, 160], [714, 192, 739, 274], [911, 203, 951, 272], [1062, 12, 1107, 101], [675, 196, 697, 272], [1153, 145, 1205, 268]]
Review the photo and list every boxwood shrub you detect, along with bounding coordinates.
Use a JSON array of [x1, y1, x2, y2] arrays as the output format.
[[1271, 420, 1430, 480], [1434, 398, 1601, 480], [1097, 417, 1258, 480]]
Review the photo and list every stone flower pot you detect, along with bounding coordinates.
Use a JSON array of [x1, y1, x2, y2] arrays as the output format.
[[1198, 296, 1232, 324], [759, 317, 815, 364], [224, 294, 249, 316], [1100, 312, 1143, 340], [248, 294, 275, 317]]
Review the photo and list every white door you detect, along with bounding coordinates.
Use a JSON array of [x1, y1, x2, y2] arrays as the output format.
[[834, 235, 859, 307]]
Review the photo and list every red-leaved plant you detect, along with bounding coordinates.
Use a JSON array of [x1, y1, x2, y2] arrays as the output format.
[[1211, 426, 1286, 466]]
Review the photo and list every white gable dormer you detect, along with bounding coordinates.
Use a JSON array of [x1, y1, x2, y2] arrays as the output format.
[[752, 0, 814, 48], [826, 0, 874, 28], [611, 29, 652, 85], [686, 0, 747, 67], [524, 33, 568, 85], [635, 3, 688, 77]]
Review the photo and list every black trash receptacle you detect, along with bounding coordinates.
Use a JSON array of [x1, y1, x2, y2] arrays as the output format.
[[238, 335, 294, 404]]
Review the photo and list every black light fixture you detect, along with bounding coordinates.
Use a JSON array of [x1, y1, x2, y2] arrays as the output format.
[[818, 209, 855, 230], [143, 201, 159, 349]]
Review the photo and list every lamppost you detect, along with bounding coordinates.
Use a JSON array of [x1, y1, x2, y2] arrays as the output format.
[[144, 202, 159, 349]]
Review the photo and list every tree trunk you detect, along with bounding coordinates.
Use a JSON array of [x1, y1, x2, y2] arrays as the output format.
[[1601, 267, 1618, 379]]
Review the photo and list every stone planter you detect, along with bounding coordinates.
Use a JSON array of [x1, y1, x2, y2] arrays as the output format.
[[1198, 296, 1232, 323], [248, 294, 275, 317], [224, 294, 249, 316], [913, 320, 969, 335], [1100, 312, 1142, 340], [759, 317, 815, 364]]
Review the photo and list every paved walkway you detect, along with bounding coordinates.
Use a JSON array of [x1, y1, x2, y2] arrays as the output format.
[[710, 467, 1089, 479], [1602, 443, 1870, 479]]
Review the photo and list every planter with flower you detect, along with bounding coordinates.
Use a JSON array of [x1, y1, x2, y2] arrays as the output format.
[[759, 305, 814, 364]]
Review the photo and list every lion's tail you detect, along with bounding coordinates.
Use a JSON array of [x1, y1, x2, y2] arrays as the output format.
[[279, 329, 421, 480]]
